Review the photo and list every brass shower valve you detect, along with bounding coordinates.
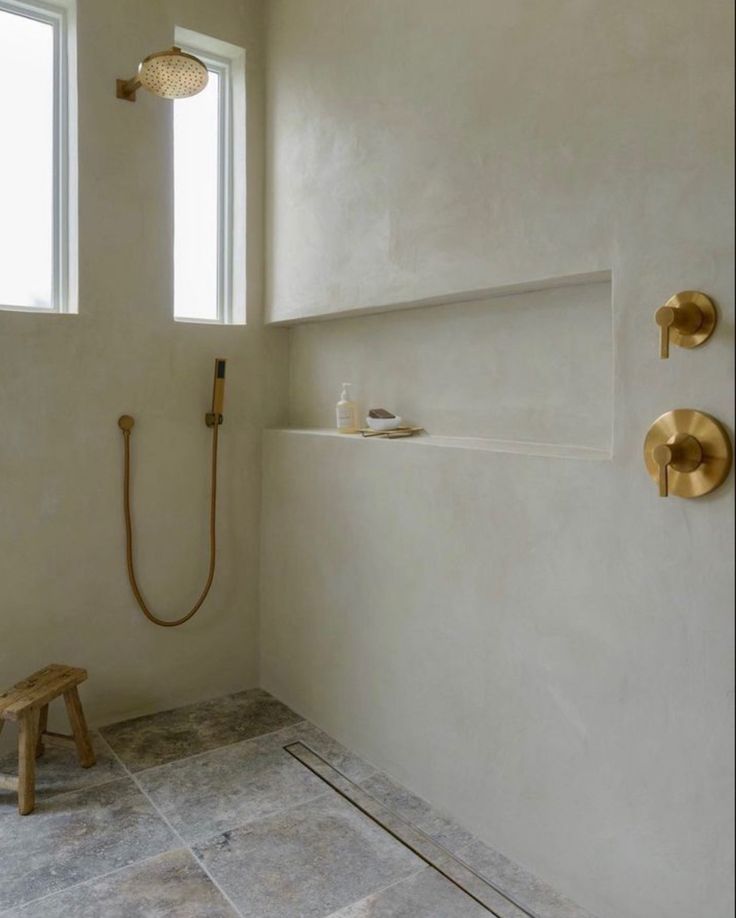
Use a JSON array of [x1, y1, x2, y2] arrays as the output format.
[[655, 291, 716, 359], [644, 410, 732, 499]]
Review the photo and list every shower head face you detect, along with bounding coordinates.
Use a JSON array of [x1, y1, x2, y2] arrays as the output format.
[[138, 47, 208, 100]]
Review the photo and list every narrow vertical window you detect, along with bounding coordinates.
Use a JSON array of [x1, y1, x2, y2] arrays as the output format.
[[0, 0, 72, 312], [174, 52, 232, 323]]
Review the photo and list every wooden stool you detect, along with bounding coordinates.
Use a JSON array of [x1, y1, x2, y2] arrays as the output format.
[[0, 664, 96, 815]]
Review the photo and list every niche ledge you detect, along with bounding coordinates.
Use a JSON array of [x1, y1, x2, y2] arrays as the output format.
[[267, 269, 612, 326], [268, 428, 612, 462]]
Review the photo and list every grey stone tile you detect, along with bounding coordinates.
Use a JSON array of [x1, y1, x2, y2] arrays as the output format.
[[193, 794, 423, 918], [138, 732, 330, 842], [260, 719, 378, 782], [457, 838, 598, 918], [359, 772, 475, 851], [0, 778, 176, 912], [327, 867, 490, 917], [284, 744, 529, 918], [0, 733, 126, 816], [302, 751, 593, 917], [2, 849, 237, 917], [100, 688, 303, 771]]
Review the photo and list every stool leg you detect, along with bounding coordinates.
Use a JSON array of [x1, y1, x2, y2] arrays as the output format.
[[18, 710, 40, 815], [63, 688, 96, 768], [36, 705, 48, 759]]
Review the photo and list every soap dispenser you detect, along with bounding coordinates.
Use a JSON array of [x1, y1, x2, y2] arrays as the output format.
[[336, 383, 358, 434]]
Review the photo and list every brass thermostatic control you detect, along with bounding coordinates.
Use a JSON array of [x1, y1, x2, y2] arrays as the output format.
[[644, 409, 732, 498], [655, 291, 716, 359]]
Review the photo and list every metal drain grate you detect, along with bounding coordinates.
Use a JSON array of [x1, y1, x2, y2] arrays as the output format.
[[284, 742, 538, 918]]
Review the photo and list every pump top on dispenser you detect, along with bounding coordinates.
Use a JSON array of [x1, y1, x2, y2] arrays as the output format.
[[336, 383, 358, 434]]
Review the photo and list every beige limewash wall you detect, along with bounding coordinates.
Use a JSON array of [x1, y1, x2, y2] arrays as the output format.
[[0, 0, 288, 740], [261, 2, 735, 918]]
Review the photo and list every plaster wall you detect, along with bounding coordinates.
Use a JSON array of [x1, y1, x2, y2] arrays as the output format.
[[0, 0, 288, 739], [261, 2, 735, 917]]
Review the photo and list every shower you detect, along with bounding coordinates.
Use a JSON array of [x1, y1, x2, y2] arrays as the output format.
[[116, 46, 209, 102], [117, 358, 226, 627]]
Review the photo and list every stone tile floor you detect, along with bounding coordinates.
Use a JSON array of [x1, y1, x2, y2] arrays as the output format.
[[0, 689, 596, 917]]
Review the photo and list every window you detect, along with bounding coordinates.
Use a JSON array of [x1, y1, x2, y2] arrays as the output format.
[[174, 34, 243, 325], [0, 0, 74, 313]]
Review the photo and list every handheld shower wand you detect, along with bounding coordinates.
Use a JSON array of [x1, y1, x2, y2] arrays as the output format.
[[118, 358, 227, 628], [206, 358, 226, 427]]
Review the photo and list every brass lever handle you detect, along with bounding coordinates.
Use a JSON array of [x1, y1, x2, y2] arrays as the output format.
[[654, 292, 716, 359], [652, 443, 673, 496], [652, 435, 703, 497], [644, 410, 731, 499], [655, 304, 701, 359]]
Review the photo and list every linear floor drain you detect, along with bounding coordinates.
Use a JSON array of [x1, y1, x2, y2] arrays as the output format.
[[284, 742, 537, 918]]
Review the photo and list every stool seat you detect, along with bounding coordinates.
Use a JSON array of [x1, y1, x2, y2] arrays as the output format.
[[0, 664, 95, 815], [0, 665, 87, 721]]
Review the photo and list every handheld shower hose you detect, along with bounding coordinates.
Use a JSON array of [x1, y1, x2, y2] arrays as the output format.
[[117, 359, 226, 628]]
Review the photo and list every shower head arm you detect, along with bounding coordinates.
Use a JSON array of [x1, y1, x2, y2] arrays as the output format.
[[116, 76, 142, 103]]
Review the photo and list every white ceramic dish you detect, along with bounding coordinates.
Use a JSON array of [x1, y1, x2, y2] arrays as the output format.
[[366, 416, 403, 431]]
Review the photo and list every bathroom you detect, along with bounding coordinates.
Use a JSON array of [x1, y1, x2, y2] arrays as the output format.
[[0, 0, 733, 916]]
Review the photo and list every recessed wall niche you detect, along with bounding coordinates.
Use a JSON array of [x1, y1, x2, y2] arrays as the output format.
[[286, 274, 613, 455]]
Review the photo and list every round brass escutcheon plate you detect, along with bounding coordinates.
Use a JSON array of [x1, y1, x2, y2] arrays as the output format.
[[665, 291, 717, 350], [644, 409, 732, 498], [118, 415, 135, 432]]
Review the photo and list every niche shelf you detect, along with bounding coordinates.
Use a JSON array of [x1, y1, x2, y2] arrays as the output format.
[[281, 271, 614, 458], [268, 428, 612, 462]]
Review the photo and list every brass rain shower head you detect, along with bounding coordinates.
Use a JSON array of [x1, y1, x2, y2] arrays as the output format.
[[116, 46, 208, 102]]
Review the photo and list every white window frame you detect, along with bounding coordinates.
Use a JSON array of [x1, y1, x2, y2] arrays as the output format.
[[174, 39, 242, 325], [0, 0, 75, 314]]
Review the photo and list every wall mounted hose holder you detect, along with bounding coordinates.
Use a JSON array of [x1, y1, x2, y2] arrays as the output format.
[[655, 291, 716, 359], [643, 409, 732, 498]]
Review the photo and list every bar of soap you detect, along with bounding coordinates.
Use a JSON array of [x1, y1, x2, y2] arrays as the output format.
[[368, 408, 396, 419]]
